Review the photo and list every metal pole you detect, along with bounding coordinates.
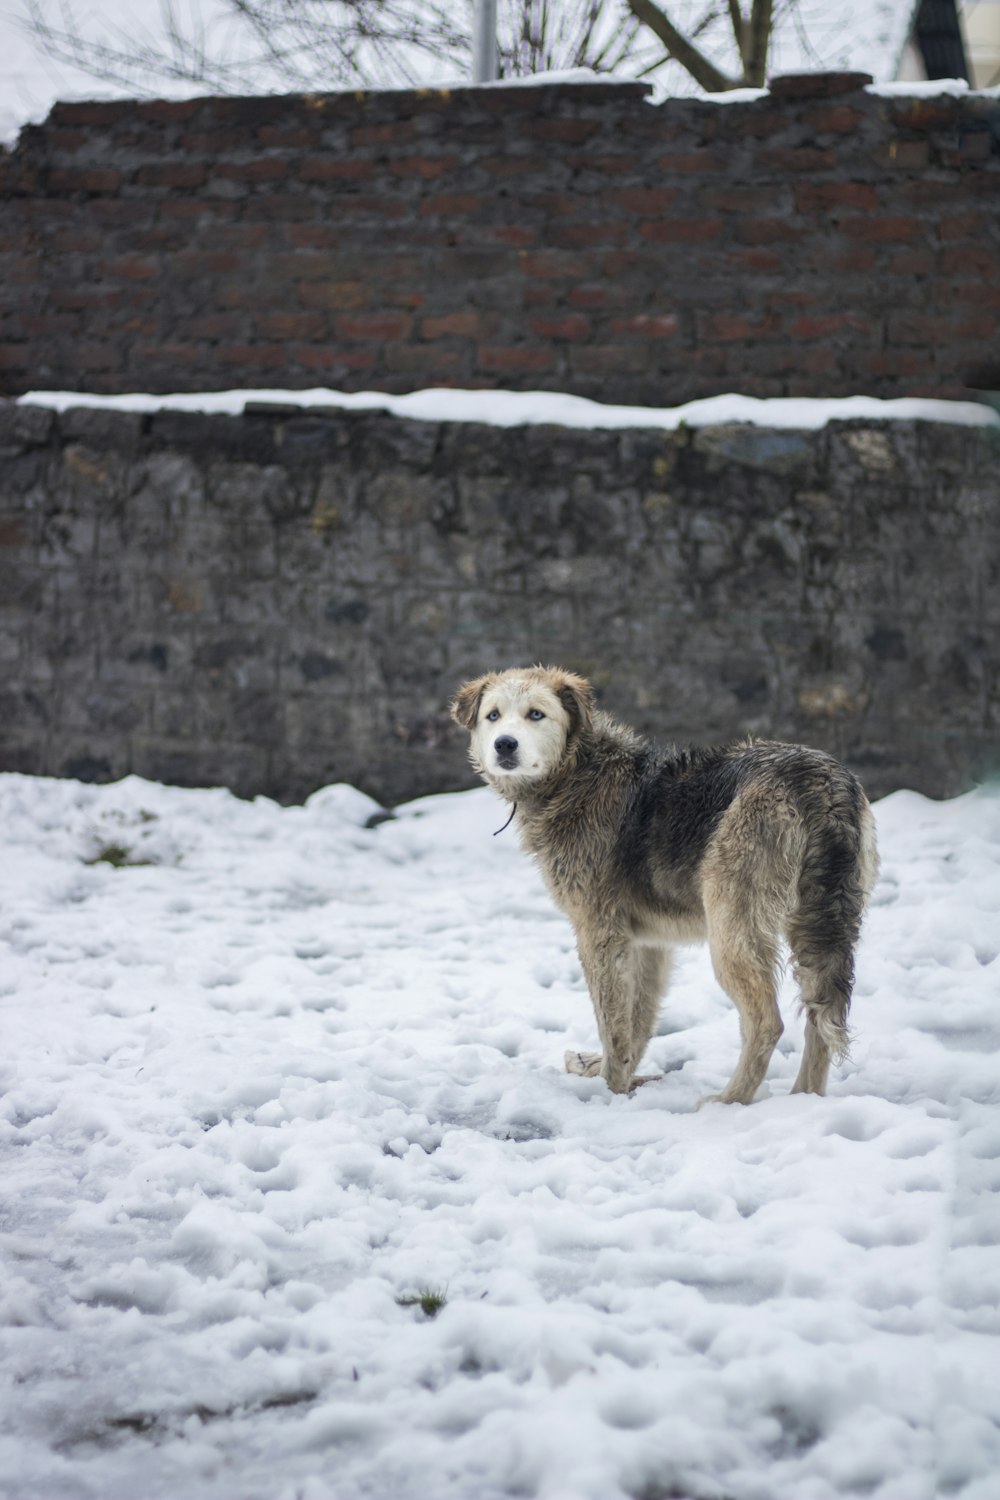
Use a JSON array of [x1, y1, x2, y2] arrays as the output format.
[[472, 0, 498, 83]]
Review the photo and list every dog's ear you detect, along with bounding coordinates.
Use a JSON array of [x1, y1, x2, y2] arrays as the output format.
[[549, 669, 594, 735], [450, 675, 492, 731]]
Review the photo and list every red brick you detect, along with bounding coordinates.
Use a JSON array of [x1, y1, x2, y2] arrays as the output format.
[[136, 99, 201, 122], [860, 350, 930, 377], [479, 155, 547, 179], [655, 151, 721, 174], [605, 188, 677, 215], [490, 226, 537, 247], [178, 132, 243, 154], [214, 224, 271, 250], [135, 341, 205, 365], [758, 148, 836, 173], [256, 312, 327, 340], [568, 344, 648, 375], [50, 101, 131, 126], [638, 218, 723, 244], [788, 314, 864, 339], [954, 282, 1000, 307], [941, 246, 999, 275], [522, 119, 598, 144], [136, 163, 208, 189], [735, 219, 804, 244], [49, 168, 123, 193], [75, 342, 118, 369], [958, 132, 991, 162], [349, 122, 414, 147], [700, 313, 780, 342], [568, 285, 610, 309], [298, 282, 369, 311], [292, 345, 377, 371], [388, 155, 459, 180], [888, 249, 935, 275], [385, 289, 427, 309], [185, 315, 245, 339], [97, 256, 160, 281], [218, 343, 289, 367], [726, 247, 783, 273], [20, 313, 78, 336], [550, 223, 624, 249], [176, 250, 240, 276], [157, 198, 238, 222], [0, 256, 39, 282], [829, 246, 878, 272], [51, 287, 119, 310], [888, 99, 958, 130], [335, 312, 412, 340], [939, 212, 989, 241], [886, 140, 930, 169], [258, 126, 313, 148], [477, 345, 555, 373], [610, 314, 679, 338], [284, 225, 340, 249], [46, 130, 86, 151], [529, 314, 592, 340], [419, 193, 482, 216], [802, 105, 862, 134], [887, 311, 989, 345], [217, 159, 290, 184], [421, 312, 481, 339], [793, 181, 878, 212], [840, 215, 923, 242], [567, 153, 640, 175], [699, 184, 775, 213], [520, 251, 592, 279], [299, 157, 376, 182]]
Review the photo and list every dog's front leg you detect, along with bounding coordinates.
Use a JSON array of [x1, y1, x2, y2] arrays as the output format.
[[576, 933, 642, 1094]]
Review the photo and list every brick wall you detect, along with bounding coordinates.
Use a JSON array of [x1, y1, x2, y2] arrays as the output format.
[[1, 74, 998, 403], [2, 398, 997, 805]]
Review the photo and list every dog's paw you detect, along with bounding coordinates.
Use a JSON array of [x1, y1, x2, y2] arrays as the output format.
[[564, 1050, 603, 1077], [628, 1073, 664, 1091]]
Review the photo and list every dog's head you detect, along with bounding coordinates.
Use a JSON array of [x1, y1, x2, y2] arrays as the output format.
[[450, 666, 593, 792]]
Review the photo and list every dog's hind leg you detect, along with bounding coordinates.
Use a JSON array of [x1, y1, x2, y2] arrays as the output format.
[[702, 910, 783, 1106]]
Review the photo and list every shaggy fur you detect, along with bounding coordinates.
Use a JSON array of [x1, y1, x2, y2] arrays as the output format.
[[451, 666, 878, 1104]]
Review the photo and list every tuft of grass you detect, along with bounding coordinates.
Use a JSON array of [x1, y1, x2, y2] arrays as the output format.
[[395, 1287, 447, 1319], [84, 842, 155, 868]]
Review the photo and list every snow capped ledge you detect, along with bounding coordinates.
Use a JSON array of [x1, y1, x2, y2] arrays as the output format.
[[867, 79, 1000, 100], [16, 389, 1000, 432]]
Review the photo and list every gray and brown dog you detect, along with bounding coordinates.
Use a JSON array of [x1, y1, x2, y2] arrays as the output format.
[[451, 665, 878, 1105]]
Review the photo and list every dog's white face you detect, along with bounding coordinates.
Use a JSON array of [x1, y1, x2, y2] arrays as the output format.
[[451, 667, 593, 791]]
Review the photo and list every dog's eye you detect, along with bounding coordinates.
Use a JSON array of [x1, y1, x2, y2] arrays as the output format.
[[527, 709, 545, 721], [485, 708, 500, 722]]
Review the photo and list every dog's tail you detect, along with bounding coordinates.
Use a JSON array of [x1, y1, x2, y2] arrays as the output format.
[[786, 776, 878, 1062]]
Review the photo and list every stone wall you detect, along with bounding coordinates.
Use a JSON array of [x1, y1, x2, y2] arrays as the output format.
[[1, 75, 998, 405], [1, 399, 997, 805]]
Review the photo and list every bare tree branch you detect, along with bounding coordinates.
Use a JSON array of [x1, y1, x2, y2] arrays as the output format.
[[623, 0, 736, 91], [744, 0, 773, 84], [19, 0, 784, 100]]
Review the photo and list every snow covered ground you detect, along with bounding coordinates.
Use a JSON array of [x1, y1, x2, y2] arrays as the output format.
[[1, 768, 998, 1500]]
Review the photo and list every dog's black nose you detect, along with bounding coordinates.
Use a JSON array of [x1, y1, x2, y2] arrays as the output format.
[[494, 735, 518, 758]]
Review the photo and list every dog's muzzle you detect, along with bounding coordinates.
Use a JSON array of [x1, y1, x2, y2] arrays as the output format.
[[493, 734, 519, 770]]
